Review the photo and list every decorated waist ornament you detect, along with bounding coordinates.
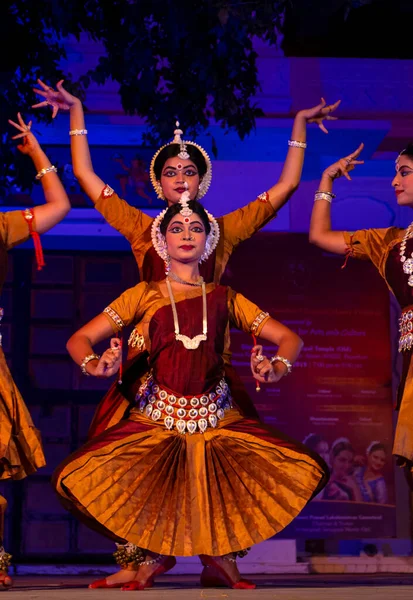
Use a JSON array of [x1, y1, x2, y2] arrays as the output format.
[[136, 372, 233, 435]]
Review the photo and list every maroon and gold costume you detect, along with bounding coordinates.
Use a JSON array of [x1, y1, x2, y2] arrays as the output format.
[[89, 187, 277, 435], [54, 281, 327, 556], [344, 227, 413, 465]]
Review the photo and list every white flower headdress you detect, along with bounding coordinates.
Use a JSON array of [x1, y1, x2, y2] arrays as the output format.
[[149, 122, 212, 201], [151, 191, 220, 274]]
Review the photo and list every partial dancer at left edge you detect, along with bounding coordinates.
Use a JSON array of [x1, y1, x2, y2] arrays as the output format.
[[0, 114, 71, 587], [53, 196, 328, 591]]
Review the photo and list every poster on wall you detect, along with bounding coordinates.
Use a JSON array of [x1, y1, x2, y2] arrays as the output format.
[[223, 232, 396, 538]]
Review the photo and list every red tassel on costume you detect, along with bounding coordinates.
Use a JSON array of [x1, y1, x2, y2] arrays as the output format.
[[251, 333, 261, 392], [117, 334, 123, 385], [341, 233, 354, 270], [22, 209, 45, 271]]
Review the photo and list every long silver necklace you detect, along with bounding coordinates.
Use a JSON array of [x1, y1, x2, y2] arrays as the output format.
[[168, 270, 204, 287], [166, 278, 207, 350], [400, 222, 413, 286]]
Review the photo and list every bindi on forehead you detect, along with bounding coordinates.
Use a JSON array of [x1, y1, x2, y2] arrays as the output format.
[[396, 163, 413, 172], [163, 159, 197, 172]]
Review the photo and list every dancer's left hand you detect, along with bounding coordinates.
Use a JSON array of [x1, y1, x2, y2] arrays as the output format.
[[251, 344, 285, 384], [297, 98, 341, 134]]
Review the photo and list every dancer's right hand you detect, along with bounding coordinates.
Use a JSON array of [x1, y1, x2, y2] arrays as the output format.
[[32, 79, 80, 118], [93, 338, 122, 378]]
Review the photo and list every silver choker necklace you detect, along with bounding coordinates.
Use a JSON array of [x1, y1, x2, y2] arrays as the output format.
[[168, 271, 204, 287]]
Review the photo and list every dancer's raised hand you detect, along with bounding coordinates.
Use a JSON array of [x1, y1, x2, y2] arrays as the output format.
[[323, 143, 365, 181], [8, 113, 41, 155], [32, 79, 80, 118], [297, 98, 341, 134]]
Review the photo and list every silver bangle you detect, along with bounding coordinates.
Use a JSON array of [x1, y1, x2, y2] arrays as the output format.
[[315, 189, 336, 199], [314, 192, 334, 203], [69, 129, 88, 136], [35, 165, 57, 180], [270, 355, 293, 375], [80, 353, 100, 376], [288, 139, 307, 149]]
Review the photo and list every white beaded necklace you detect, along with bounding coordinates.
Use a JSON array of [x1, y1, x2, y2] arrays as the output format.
[[400, 222, 413, 286]]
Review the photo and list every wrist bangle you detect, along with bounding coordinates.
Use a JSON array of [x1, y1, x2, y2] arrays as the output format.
[[314, 191, 335, 203], [69, 129, 88, 136], [80, 353, 100, 376], [35, 165, 57, 180], [288, 139, 307, 149], [315, 190, 336, 198], [270, 355, 293, 375]]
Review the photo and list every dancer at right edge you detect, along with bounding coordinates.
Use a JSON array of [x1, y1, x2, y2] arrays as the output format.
[[309, 142, 413, 483]]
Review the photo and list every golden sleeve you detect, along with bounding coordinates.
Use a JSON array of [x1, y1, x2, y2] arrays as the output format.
[[220, 196, 277, 249], [94, 185, 153, 244], [0, 210, 31, 250], [102, 282, 149, 333], [227, 288, 271, 336], [343, 227, 402, 269]]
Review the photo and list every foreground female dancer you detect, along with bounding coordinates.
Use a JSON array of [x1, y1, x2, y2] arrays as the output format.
[[309, 142, 413, 479], [0, 114, 71, 586], [54, 197, 328, 590]]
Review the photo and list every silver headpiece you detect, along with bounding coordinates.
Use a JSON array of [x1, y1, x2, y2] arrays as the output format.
[[151, 192, 220, 274], [149, 122, 212, 201]]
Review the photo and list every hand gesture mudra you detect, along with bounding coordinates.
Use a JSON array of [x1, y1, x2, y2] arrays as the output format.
[[94, 338, 122, 378], [32, 79, 79, 118], [8, 113, 40, 155], [297, 98, 341, 134], [251, 344, 282, 384], [323, 143, 365, 181]]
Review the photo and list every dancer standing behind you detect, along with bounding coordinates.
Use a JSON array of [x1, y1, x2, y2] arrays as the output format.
[[309, 142, 413, 480], [32, 80, 340, 287], [0, 114, 71, 587], [54, 197, 328, 591]]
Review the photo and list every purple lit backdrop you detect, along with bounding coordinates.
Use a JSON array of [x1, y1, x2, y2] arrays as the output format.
[[1, 36, 413, 562]]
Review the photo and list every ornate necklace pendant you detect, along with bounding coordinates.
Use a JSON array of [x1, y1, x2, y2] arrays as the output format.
[[409, 275, 413, 287], [175, 333, 207, 350], [403, 258, 413, 275]]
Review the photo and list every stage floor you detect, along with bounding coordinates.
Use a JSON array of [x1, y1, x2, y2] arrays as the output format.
[[6, 574, 413, 598]]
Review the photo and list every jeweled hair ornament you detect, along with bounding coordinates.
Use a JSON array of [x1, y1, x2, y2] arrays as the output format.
[[396, 148, 407, 170], [150, 191, 220, 274], [149, 121, 212, 201]]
